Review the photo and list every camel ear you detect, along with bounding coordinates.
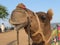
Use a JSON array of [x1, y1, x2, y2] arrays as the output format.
[[47, 9, 53, 20]]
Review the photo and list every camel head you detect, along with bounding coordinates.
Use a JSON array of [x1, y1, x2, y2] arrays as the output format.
[[9, 3, 54, 45]]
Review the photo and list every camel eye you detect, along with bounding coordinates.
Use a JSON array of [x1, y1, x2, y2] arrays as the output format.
[[41, 15, 46, 20]]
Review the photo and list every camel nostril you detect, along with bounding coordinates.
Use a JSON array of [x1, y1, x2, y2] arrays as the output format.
[[42, 41, 45, 44], [39, 41, 45, 45]]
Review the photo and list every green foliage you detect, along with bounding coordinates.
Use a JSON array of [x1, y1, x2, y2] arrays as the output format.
[[0, 5, 9, 19]]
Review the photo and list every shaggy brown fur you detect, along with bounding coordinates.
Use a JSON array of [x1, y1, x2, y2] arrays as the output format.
[[9, 3, 53, 45]]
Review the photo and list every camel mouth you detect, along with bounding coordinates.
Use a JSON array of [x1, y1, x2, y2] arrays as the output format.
[[32, 41, 45, 45], [14, 23, 27, 30], [39, 41, 45, 45]]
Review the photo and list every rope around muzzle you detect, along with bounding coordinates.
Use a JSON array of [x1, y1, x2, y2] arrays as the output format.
[[27, 17, 31, 45]]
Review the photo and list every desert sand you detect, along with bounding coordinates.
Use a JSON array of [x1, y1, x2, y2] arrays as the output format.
[[0, 28, 32, 45]]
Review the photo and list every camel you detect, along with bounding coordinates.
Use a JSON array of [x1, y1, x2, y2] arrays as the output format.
[[9, 3, 53, 45]]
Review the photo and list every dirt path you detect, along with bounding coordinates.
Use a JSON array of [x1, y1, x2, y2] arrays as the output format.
[[0, 28, 32, 45]]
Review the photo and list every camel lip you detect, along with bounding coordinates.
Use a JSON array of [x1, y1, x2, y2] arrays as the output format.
[[14, 22, 27, 30], [14, 24, 24, 30]]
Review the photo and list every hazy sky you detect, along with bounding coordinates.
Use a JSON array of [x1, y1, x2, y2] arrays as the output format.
[[0, 0, 60, 26]]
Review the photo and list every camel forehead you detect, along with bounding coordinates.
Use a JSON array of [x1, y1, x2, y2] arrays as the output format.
[[36, 12, 47, 17]]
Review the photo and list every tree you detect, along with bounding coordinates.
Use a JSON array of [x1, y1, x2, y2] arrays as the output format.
[[0, 5, 9, 19]]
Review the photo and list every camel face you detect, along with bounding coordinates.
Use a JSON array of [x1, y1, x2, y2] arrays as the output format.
[[36, 9, 53, 36], [35, 10, 53, 43], [36, 12, 51, 39]]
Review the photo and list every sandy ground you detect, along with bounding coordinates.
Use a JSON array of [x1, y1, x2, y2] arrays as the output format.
[[0, 28, 32, 45]]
